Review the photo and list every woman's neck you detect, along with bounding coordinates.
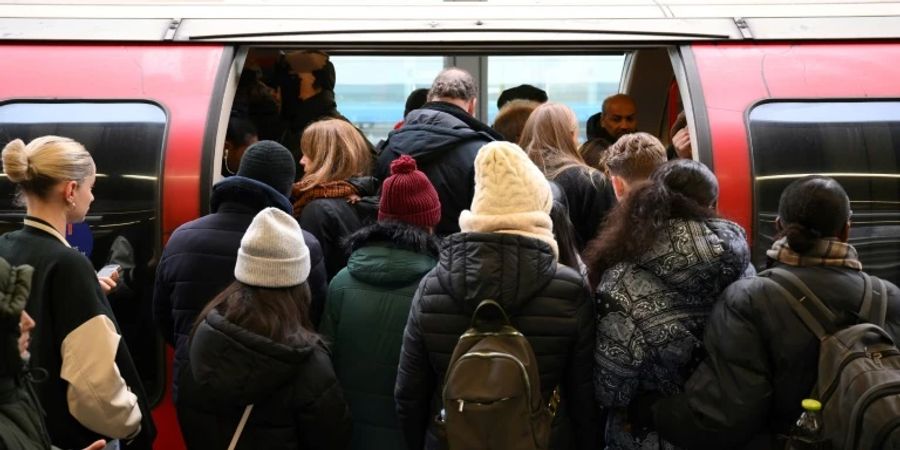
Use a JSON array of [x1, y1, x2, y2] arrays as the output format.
[[26, 202, 67, 236]]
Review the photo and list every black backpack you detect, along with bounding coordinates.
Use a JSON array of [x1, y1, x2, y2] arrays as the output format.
[[763, 268, 900, 450]]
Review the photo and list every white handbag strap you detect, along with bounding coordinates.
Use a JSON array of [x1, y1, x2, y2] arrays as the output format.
[[227, 404, 254, 450]]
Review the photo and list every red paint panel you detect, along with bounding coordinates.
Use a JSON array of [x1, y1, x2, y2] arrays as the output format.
[[0, 43, 225, 450], [690, 42, 900, 240]]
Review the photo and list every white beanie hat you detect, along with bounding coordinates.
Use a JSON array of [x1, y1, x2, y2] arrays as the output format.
[[235, 207, 311, 288], [459, 141, 558, 257]]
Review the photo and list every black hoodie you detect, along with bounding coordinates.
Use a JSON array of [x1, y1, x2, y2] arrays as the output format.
[[177, 310, 351, 450], [375, 102, 499, 235], [394, 232, 598, 450]]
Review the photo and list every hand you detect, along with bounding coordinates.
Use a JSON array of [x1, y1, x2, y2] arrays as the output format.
[[83, 440, 106, 450], [98, 275, 118, 295], [672, 128, 693, 159]]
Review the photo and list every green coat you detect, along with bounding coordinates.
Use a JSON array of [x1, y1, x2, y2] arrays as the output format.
[[321, 222, 439, 450]]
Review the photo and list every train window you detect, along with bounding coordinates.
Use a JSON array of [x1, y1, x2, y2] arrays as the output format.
[[486, 54, 627, 141], [749, 101, 900, 285], [332, 56, 444, 143], [0, 101, 167, 404]]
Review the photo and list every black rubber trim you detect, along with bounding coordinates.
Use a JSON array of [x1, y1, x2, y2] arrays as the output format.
[[200, 45, 235, 215], [678, 45, 713, 169]]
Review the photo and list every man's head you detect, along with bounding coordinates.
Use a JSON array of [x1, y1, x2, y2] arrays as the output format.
[[600, 94, 637, 139], [237, 140, 297, 197], [497, 84, 548, 110], [224, 117, 259, 176], [776, 176, 852, 253], [604, 132, 666, 200], [428, 68, 478, 116]]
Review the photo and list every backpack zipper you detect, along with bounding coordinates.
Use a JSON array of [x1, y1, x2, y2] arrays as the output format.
[[443, 351, 534, 415], [845, 381, 900, 449], [820, 349, 900, 406]]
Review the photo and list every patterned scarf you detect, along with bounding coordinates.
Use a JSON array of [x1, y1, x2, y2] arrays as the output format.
[[766, 237, 862, 270], [291, 180, 358, 218]]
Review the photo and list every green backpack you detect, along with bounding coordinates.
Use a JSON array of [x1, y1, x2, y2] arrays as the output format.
[[438, 300, 557, 450]]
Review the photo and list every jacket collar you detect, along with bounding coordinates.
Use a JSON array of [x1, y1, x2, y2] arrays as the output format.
[[419, 101, 503, 140], [210, 176, 293, 215], [23, 216, 70, 248]]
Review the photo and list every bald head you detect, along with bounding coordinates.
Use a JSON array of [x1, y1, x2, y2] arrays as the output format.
[[601, 94, 637, 139]]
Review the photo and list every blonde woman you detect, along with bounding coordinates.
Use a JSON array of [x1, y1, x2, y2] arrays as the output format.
[[0, 136, 155, 449], [520, 102, 616, 250], [292, 118, 376, 279]]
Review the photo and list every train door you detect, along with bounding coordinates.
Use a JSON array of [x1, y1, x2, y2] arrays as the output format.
[[0, 43, 230, 450]]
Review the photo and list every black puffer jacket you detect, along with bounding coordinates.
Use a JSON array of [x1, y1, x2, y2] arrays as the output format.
[[653, 264, 900, 449], [395, 232, 598, 450], [153, 176, 327, 401], [375, 102, 500, 235], [177, 310, 351, 450]]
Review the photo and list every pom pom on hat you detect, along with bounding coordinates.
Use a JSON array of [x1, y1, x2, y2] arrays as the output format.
[[378, 155, 441, 229], [235, 208, 311, 288], [459, 141, 558, 257]]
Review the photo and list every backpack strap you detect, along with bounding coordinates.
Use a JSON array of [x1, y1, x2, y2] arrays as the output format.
[[470, 300, 512, 330], [763, 268, 838, 339], [858, 273, 888, 328]]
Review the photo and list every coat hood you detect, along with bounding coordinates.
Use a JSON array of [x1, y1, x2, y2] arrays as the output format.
[[344, 222, 439, 286], [632, 218, 750, 295], [383, 107, 495, 166], [210, 176, 293, 215], [188, 310, 314, 404], [435, 232, 558, 315]]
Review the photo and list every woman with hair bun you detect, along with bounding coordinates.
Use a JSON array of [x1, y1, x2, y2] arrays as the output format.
[[583, 159, 751, 449], [0, 136, 155, 449]]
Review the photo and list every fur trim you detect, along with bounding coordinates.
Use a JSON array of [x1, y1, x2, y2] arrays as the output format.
[[344, 221, 440, 258]]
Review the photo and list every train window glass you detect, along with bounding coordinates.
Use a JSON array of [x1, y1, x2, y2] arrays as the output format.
[[749, 101, 900, 285], [0, 101, 167, 404], [331, 56, 444, 143], [486, 54, 627, 141]]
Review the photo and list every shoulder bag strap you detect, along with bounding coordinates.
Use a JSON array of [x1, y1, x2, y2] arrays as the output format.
[[227, 404, 254, 450], [762, 268, 836, 340]]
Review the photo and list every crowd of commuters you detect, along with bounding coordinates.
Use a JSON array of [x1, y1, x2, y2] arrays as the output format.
[[1, 61, 899, 450]]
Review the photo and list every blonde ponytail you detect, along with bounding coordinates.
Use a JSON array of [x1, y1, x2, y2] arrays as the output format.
[[1, 139, 31, 184]]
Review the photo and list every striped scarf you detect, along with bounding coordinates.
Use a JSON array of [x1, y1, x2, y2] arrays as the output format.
[[291, 180, 358, 218], [766, 237, 862, 270]]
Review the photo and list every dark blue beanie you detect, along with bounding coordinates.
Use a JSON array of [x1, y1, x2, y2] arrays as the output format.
[[237, 140, 297, 197]]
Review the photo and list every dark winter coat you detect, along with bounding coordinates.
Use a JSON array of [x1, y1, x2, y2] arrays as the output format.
[[297, 177, 379, 281], [375, 102, 500, 235], [594, 218, 751, 449], [394, 232, 598, 450], [177, 310, 351, 450], [653, 263, 900, 449], [0, 374, 51, 450], [321, 222, 439, 450], [152, 176, 327, 402], [551, 166, 616, 251]]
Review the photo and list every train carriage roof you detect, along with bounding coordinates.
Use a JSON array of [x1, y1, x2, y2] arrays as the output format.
[[0, 1, 898, 44]]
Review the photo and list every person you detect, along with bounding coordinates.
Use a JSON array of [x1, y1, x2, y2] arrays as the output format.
[[581, 93, 638, 167], [652, 176, 900, 449], [393, 88, 429, 130], [491, 99, 540, 144], [153, 140, 328, 403], [222, 115, 259, 177], [496, 83, 548, 110], [520, 102, 616, 251], [582, 159, 751, 450], [292, 118, 378, 280], [0, 136, 155, 449], [0, 257, 108, 450], [395, 141, 598, 450], [177, 207, 351, 450], [321, 155, 441, 450], [603, 131, 668, 200], [232, 68, 284, 142], [376, 67, 502, 235]]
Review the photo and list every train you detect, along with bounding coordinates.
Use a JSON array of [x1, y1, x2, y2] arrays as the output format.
[[0, 1, 898, 448]]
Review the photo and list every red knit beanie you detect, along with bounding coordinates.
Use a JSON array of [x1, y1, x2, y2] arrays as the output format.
[[378, 155, 441, 228]]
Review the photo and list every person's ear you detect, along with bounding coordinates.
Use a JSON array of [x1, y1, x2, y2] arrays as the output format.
[[611, 175, 627, 201], [839, 220, 851, 243], [775, 217, 784, 233], [63, 180, 78, 205], [467, 98, 477, 116]]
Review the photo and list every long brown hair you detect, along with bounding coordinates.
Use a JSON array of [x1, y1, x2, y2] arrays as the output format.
[[519, 102, 590, 180], [192, 281, 318, 347], [298, 118, 371, 191], [583, 159, 719, 287]]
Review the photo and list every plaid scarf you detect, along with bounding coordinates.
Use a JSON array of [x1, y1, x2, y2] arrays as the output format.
[[291, 180, 358, 218], [766, 237, 862, 270]]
